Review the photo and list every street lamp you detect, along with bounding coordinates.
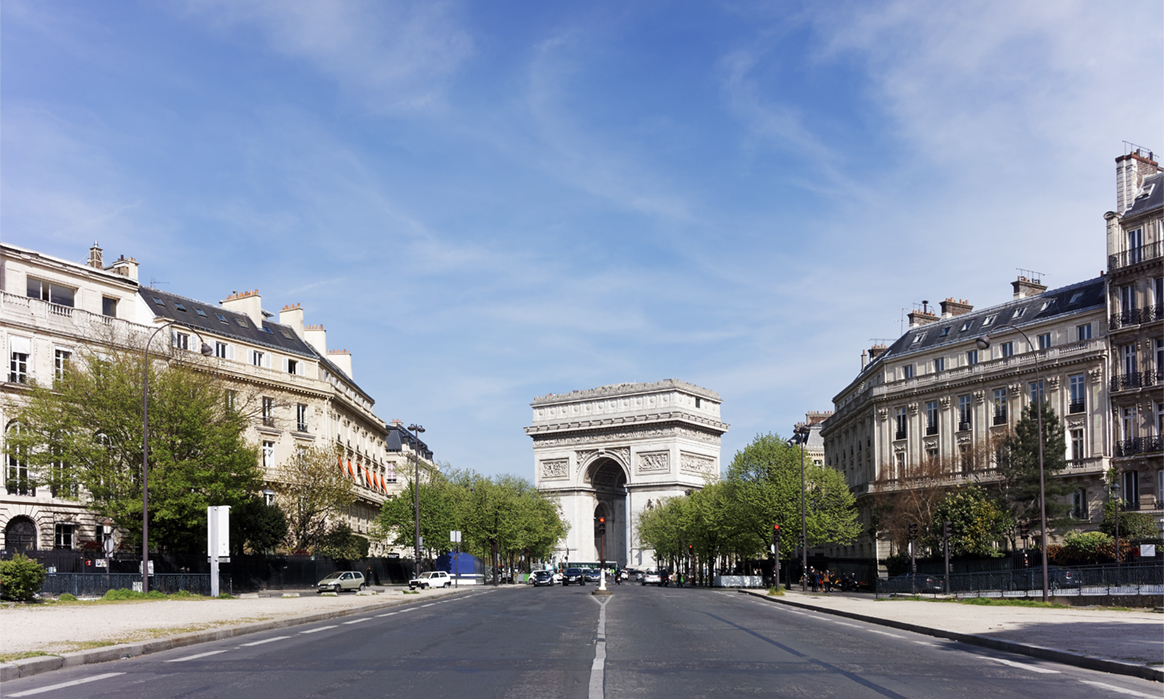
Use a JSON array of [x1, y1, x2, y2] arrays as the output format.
[[142, 320, 212, 593], [788, 425, 810, 592], [1110, 478, 1121, 580], [976, 325, 1050, 602], [409, 423, 425, 583]]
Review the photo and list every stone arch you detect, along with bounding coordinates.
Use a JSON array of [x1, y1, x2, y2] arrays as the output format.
[[5, 515, 39, 553]]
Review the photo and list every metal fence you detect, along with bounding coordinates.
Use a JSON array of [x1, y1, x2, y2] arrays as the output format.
[[875, 563, 1164, 599], [40, 573, 231, 598]]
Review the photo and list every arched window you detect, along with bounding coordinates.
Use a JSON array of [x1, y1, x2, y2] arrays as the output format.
[[4, 515, 39, 552]]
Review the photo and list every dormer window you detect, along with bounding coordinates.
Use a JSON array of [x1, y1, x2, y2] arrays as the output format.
[[911, 333, 925, 344], [940, 327, 951, 337], [216, 313, 228, 323], [152, 296, 165, 306], [1040, 299, 1055, 311], [982, 315, 996, 327], [1013, 307, 1026, 319], [195, 308, 208, 318], [174, 302, 187, 312], [960, 320, 973, 332]]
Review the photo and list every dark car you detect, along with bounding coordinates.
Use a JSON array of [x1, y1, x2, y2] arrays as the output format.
[[583, 568, 601, 583], [1010, 567, 1080, 591], [532, 570, 555, 587], [885, 573, 944, 594], [562, 567, 585, 586]]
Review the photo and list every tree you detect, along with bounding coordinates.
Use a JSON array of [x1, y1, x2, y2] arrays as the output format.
[[231, 498, 289, 555], [1100, 500, 1159, 541], [377, 461, 458, 563], [999, 401, 1071, 536], [5, 346, 262, 553], [273, 444, 354, 553], [315, 522, 370, 561], [930, 485, 1010, 557]]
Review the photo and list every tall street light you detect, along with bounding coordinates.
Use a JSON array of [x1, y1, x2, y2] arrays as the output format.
[[788, 425, 810, 592], [409, 423, 425, 582], [142, 320, 212, 593], [976, 325, 1050, 602]]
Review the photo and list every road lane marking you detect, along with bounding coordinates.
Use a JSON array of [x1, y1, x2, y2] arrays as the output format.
[[420, 603, 436, 608], [343, 618, 370, 625], [7, 673, 125, 697], [300, 625, 338, 634], [376, 612, 399, 617], [985, 657, 1060, 674], [833, 622, 860, 628], [167, 650, 227, 662], [589, 596, 610, 699], [240, 635, 291, 647], [867, 630, 905, 639], [1078, 680, 1156, 697]]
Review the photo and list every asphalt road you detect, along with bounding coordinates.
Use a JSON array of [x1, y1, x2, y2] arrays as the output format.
[[2, 584, 1159, 699]]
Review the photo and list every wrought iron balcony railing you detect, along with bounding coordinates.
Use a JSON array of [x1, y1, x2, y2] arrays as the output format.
[[1110, 370, 1162, 392], [1115, 436, 1164, 457], [1068, 400, 1086, 414], [926, 425, 939, 436], [1109, 240, 1163, 271], [993, 413, 1008, 426], [1109, 304, 1164, 330]]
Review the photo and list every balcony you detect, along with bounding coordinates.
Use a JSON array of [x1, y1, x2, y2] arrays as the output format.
[[1109, 304, 1164, 330], [1068, 400, 1086, 414], [958, 421, 972, 432], [993, 413, 1008, 426], [895, 430, 906, 440], [1110, 371, 1162, 392], [926, 425, 939, 436], [1115, 436, 1163, 458], [1109, 240, 1163, 271]]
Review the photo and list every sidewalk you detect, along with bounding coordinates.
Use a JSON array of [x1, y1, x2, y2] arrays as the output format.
[[740, 588, 1163, 682]]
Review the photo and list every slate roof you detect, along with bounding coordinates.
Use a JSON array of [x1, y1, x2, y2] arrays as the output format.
[[1123, 171, 1164, 218], [386, 423, 433, 460], [860, 276, 1106, 377]]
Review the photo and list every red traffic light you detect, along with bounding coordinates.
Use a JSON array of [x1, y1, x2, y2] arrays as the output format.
[[773, 524, 780, 531], [599, 517, 606, 523]]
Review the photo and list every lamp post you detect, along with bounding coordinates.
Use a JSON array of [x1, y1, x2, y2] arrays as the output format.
[[976, 325, 1049, 602], [408, 424, 425, 582], [1111, 478, 1121, 581], [788, 425, 810, 592], [142, 320, 212, 593]]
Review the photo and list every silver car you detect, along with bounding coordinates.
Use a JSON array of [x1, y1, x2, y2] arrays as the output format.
[[317, 571, 366, 593]]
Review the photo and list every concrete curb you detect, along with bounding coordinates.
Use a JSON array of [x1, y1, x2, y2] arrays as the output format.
[[0, 587, 479, 683], [738, 590, 1163, 683]]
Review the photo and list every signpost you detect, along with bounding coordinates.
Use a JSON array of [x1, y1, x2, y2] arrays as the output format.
[[207, 506, 230, 598], [451, 530, 462, 588]]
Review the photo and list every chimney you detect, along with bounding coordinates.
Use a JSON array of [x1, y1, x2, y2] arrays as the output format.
[[861, 349, 868, 370], [869, 343, 888, 361], [1012, 276, 1047, 299], [108, 255, 139, 282], [88, 242, 103, 269], [304, 323, 327, 357], [328, 349, 353, 378], [390, 419, 403, 428], [940, 298, 973, 318], [806, 411, 832, 426], [908, 300, 938, 328], [279, 304, 305, 339], [221, 289, 263, 326], [1115, 148, 1160, 213]]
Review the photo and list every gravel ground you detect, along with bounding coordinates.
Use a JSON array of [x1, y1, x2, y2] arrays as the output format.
[[0, 586, 464, 657]]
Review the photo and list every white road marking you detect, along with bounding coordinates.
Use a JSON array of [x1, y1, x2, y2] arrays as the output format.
[[420, 603, 436, 608], [166, 650, 227, 662], [833, 622, 860, 628], [589, 596, 610, 699], [985, 657, 1060, 674], [376, 612, 399, 617], [300, 625, 338, 634], [7, 672, 125, 697], [343, 618, 370, 625], [1078, 680, 1158, 697], [240, 635, 291, 647], [867, 630, 905, 639]]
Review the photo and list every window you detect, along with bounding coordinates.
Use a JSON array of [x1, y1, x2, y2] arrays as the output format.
[[172, 332, 190, 350], [966, 349, 978, 366], [235, 317, 247, 327], [262, 397, 274, 427], [54, 524, 75, 550], [895, 407, 907, 440], [1000, 341, 1014, 358], [1077, 323, 1092, 341], [386, 463, 397, 483], [1156, 338, 1163, 380], [252, 350, 265, 367], [1038, 333, 1051, 350], [102, 297, 118, 317], [54, 349, 72, 380], [174, 302, 187, 312], [958, 395, 972, 430], [695, 397, 702, 408], [902, 364, 914, 379], [262, 441, 275, 470], [959, 444, 972, 473], [1121, 344, 1137, 376], [1121, 407, 1137, 441], [1070, 488, 1087, 519], [1069, 291, 1084, 304], [195, 308, 208, 317], [1157, 402, 1164, 436], [926, 446, 939, 461], [1029, 380, 1044, 405], [911, 334, 924, 345], [982, 315, 996, 327], [50, 447, 76, 498], [1040, 299, 1055, 311], [894, 451, 906, 479], [960, 320, 973, 332], [296, 404, 308, 433], [933, 357, 945, 373], [1070, 428, 1085, 461], [1068, 374, 1085, 413], [1013, 307, 1026, 319], [1127, 227, 1143, 263], [940, 327, 951, 337], [26, 278, 75, 307], [215, 342, 228, 359], [993, 388, 1007, 425], [152, 296, 165, 306], [216, 313, 228, 323], [225, 390, 237, 411], [6, 423, 34, 496], [9, 335, 30, 383], [1122, 470, 1139, 510], [925, 401, 939, 435], [287, 359, 299, 375], [1120, 284, 1135, 312]]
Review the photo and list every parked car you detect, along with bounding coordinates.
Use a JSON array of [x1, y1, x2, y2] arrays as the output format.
[[409, 571, 452, 590], [884, 573, 944, 594], [1009, 567, 1081, 591], [532, 570, 555, 587], [562, 567, 585, 585], [641, 569, 663, 586], [583, 568, 601, 583], [552, 571, 563, 584], [317, 571, 366, 593]]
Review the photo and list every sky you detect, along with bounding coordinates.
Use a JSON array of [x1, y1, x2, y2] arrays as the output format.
[[3, 0, 1161, 478]]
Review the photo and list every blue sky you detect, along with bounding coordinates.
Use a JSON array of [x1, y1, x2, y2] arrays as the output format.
[[3, 1, 1161, 477]]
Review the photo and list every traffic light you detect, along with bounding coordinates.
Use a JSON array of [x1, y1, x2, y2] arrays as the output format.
[[908, 522, 918, 539], [942, 521, 952, 539], [597, 516, 606, 536], [687, 544, 694, 555], [1019, 522, 1029, 538], [773, 524, 782, 547]]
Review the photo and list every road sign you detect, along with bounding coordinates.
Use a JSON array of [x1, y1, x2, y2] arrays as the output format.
[[451, 530, 462, 543]]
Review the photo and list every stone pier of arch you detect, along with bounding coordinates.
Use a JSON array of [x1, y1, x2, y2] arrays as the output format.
[[526, 380, 728, 571]]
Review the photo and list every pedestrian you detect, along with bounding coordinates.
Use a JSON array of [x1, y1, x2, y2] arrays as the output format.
[[823, 570, 832, 594], [810, 568, 819, 592]]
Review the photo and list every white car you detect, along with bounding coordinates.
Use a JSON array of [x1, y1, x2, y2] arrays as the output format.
[[641, 569, 663, 586], [408, 571, 451, 589]]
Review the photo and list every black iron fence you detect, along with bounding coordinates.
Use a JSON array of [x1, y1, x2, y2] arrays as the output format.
[[40, 573, 231, 597], [876, 563, 1164, 599]]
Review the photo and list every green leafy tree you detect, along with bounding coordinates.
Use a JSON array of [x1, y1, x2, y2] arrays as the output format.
[[378, 461, 458, 563], [1101, 500, 1159, 541], [315, 522, 370, 561], [231, 498, 289, 555], [930, 485, 1010, 557], [273, 444, 354, 553], [5, 347, 261, 553], [999, 401, 1071, 538]]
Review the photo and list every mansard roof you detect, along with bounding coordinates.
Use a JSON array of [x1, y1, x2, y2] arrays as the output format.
[[1123, 171, 1164, 219], [860, 276, 1106, 376]]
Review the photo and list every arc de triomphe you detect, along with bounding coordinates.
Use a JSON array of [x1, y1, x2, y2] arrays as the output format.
[[527, 380, 728, 570]]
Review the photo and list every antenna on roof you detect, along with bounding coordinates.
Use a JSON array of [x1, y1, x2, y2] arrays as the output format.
[[1015, 268, 1045, 284], [149, 278, 169, 287]]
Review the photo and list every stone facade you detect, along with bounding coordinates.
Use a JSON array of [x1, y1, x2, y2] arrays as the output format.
[[527, 380, 727, 570]]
